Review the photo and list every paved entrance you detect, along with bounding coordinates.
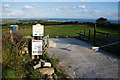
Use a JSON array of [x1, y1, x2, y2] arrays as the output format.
[[48, 38, 119, 78]]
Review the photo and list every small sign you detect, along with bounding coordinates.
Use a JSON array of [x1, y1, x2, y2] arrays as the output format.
[[32, 40, 43, 55], [33, 24, 44, 36]]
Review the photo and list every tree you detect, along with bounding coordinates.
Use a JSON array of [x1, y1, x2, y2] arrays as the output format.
[[96, 17, 108, 24]]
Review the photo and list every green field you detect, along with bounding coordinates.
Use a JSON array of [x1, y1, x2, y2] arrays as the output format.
[[4, 24, 118, 37], [2, 24, 120, 55], [2, 24, 120, 45]]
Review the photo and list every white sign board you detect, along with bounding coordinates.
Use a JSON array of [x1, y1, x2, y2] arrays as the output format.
[[32, 40, 42, 55], [33, 24, 44, 36]]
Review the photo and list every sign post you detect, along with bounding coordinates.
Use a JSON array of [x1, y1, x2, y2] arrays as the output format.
[[32, 24, 44, 59], [31, 24, 51, 69]]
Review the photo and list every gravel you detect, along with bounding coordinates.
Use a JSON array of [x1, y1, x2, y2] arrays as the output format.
[[48, 38, 119, 78]]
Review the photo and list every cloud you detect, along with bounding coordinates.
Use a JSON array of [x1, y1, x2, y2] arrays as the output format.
[[24, 5, 34, 9], [2, 4, 10, 8], [55, 8, 58, 11], [2, 7, 44, 18], [52, 7, 59, 11], [23, 4, 41, 10], [61, 5, 86, 10], [93, 10, 100, 14], [104, 12, 118, 20], [106, 12, 112, 15], [61, 6, 69, 9], [2, 8, 23, 17], [32, 4, 41, 8], [77, 5, 86, 9], [83, 9, 88, 12]]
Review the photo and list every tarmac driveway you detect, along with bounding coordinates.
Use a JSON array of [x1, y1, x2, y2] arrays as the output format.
[[48, 38, 119, 78]]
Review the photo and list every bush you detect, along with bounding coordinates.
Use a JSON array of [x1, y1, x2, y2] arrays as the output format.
[[2, 32, 51, 79], [4, 69, 18, 78], [97, 23, 120, 30]]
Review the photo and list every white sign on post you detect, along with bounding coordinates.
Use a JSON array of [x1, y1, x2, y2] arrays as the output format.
[[32, 40, 43, 55], [33, 24, 44, 36]]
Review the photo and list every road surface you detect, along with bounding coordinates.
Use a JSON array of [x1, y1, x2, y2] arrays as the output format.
[[48, 38, 119, 78]]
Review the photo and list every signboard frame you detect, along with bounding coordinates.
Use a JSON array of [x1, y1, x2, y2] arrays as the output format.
[[32, 24, 44, 36]]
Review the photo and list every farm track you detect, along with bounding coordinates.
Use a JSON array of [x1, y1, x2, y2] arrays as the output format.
[[48, 38, 119, 78]]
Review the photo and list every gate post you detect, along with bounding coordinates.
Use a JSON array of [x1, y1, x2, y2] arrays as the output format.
[[88, 29, 90, 42], [93, 23, 96, 45]]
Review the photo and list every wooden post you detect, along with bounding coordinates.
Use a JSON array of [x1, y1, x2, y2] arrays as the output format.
[[10, 30, 13, 43], [79, 31, 81, 38], [84, 30, 85, 40], [84, 30, 85, 36], [88, 30, 90, 42], [93, 23, 96, 45], [32, 55, 35, 59], [76, 28, 79, 34], [47, 35, 49, 48]]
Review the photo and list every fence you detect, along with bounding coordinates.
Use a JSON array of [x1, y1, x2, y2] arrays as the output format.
[[77, 24, 120, 46], [77, 29, 91, 43], [42, 34, 49, 54]]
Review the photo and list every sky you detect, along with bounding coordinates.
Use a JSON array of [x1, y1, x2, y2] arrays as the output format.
[[1, 0, 120, 2], [1, 2, 119, 20]]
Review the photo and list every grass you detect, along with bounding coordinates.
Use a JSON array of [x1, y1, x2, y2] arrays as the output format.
[[2, 43, 46, 79], [3, 24, 120, 47], [2, 31, 71, 79], [2, 32, 44, 79], [3, 24, 120, 48], [45, 25, 79, 38], [4, 69, 18, 78], [3, 24, 119, 37], [46, 24, 120, 47]]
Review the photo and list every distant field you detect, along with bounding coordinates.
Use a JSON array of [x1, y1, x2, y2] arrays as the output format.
[[19, 24, 119, 37], [3, 24, 120, 38], [12, 24, 93, 37]]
